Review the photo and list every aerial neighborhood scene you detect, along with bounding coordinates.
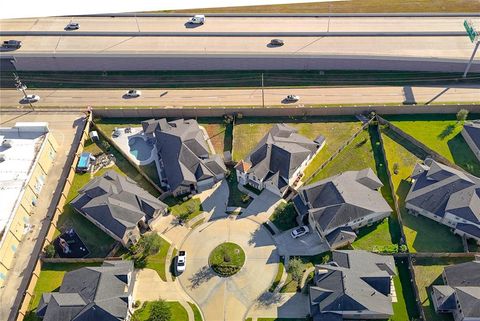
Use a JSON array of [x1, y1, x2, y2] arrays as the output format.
[[1, 1, 480, 321]]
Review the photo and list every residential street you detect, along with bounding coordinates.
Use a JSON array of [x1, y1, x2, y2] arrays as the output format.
[[1, 86, 479, 109]]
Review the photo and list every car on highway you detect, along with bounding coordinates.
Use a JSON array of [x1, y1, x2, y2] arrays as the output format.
[[23, 94, 40, 103], [176, 251, 186, 273], [284, 94, 300, 102], [2, 40, 22, 49], [291, 226, 309, 239], [188, 15, 206, 24], [125, 89, 141, 98], [270, 39, 284, 46], [65, 22, 80, 30]]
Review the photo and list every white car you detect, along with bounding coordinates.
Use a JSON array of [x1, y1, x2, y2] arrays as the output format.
[[24, 94, 40, 103], [291, 226, 310, 239], [65, 22, 80, 30], [125, 89, 141, 97], [285, 95, 300, 102], [176, 251, 186, 273], [188, 15, 205, 24]]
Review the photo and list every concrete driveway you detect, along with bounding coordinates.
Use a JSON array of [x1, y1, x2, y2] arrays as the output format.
[[177, 218, 279, 321], [197, 179, 229, 221], [274, 227, 329, 256], [241, 190, 282, 223]]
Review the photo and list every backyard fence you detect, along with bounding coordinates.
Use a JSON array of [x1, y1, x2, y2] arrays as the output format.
[[373, 118, 426, 321], [91, 104, 480, 119], [303, 116, 375, 184], [12, 113, 92, 321]]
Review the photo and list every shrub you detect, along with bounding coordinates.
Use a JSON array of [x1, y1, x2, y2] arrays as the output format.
[[148, 300, 171, 321], [44, 244, 56, 258], [393, 163, 399, 175], [133, 300, 141, 309], [456, 109, 469, 122], [288, 258, 304, 290]]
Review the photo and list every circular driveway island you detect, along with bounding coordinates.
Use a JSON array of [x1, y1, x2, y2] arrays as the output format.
[[178, 217, 279, 321]]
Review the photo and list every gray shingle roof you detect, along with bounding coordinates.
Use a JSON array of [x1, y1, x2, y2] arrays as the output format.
[[438, 258, 480, 318], [310, 250, 396, 319], [71, 171, 167, 240], [294, 169, 391, 237], [151, 118, 226, 192], [406, 159, 480, 221], [38, 260, 134, 321], [463, 121, 480, 152], [243, 124, 321, 191]]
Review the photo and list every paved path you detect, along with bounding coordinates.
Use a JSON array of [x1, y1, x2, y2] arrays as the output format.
[[1, 86, 479, 109], [178, 218, 279, 321], [133, 269, 196, 321]]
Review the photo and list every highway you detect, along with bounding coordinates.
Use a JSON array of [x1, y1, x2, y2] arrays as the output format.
[[1, 16, 479, 33], [1, 86, 479, 108]]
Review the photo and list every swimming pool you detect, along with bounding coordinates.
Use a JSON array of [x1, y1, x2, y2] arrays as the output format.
[[128, 137, 152, 162]]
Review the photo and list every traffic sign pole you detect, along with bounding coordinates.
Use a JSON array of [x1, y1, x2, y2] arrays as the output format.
[[463, 20, 479, 79], [463, 41, 480, 78]]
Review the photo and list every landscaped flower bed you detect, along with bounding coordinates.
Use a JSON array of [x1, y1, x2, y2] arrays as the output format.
[[208, 242, 245, 277]]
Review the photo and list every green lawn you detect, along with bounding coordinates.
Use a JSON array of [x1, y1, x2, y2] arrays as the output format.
[[308, 128, 375, 183], [413, 257, 474, 321], [386, 114, 480, 177], [381, 126, 465, 253], [188, 302, 203, 321], [132, 301, 188, 321], [164, 197, 203, 221], [351, 218, 396, 252], [269, 260, 285, 292], [269, 202, 298, 231], [391, 258, 420, 321], [209, 242, 246, 276], [24, 262, 102, 321], [232, 116, 361, 162], [144, 236, 172, 282], [225, 167, 252, 208]]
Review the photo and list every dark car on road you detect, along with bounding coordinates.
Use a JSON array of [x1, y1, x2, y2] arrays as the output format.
[[270, 39, 284, 46], [2, 40, 22, 49]]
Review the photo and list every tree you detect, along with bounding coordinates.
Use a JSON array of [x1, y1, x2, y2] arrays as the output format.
[[148, 300, 171, 321], [456, 109, 469, 122], [288, 258, 304, 290], [44, 244, 56, 258]]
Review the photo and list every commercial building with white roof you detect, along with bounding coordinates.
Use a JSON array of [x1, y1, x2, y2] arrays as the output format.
[[0, 122, 58, 286]]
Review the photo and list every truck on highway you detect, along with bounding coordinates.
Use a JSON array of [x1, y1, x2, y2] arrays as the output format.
[[2, 40, 22, 49], [188, 15, 205, 25]]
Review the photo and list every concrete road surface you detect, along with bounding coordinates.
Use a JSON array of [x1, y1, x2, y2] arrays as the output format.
[[1, 86, 479, 109], [1, 16, 478, 33], [177, 218, 279, 321]]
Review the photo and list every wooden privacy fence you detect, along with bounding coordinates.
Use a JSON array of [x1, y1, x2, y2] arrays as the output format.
[[13, 113, 92, 321]]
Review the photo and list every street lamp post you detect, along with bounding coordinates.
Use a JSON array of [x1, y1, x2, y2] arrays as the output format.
[[462, 20, 479, 78], [13, 73, 34, 111]]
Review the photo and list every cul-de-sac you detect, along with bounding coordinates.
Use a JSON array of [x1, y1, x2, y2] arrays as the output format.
[[1, 1, 480, 321]]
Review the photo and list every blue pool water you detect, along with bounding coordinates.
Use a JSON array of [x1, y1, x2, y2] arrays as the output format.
[[128, 137, 152, 161]]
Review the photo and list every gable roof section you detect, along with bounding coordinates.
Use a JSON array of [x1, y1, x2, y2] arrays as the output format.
[[39, 260, 134, 321], [244, 124, 320, 188], [463, 121, 480, 152], [71, 171, 167, 240], [406, 159, 480, 220], [296, 169, 391, 236], [153, 118, 226, 192], [310, 250, 396, 318]]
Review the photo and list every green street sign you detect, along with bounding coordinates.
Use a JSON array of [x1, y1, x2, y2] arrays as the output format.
[[464, 20, 478, 43]]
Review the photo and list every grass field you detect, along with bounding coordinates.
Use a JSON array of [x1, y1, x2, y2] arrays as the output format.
[[24, 262, 102, 321], [392, 258, 420, 321], [164, 197, 203, 221], [173, 0, 479, 13], [269, 202, 298, 231], [381, 126, 466, 253], [144, 236, 172, 281], [386, 114, 480, 177], [188, 302, 203, 321], [133, 301, 188, 321], [413, 257, 474, 321], [225, 167, 252, 208]]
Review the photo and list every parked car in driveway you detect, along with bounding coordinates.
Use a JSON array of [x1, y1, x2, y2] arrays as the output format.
[[270, 39, 284, 46], [176, 251, 186, 273], [24, 94, 40, 103], [284, 94, 300, 102], [2, 40, 22, 49], [125, 89, 141, 97], [188, 15, 205, 24], [65, 22, 80, 30], [291, 226, 309, 239]]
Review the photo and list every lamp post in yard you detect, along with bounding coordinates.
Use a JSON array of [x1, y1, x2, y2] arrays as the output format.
[[462, 20, 479, 78]]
